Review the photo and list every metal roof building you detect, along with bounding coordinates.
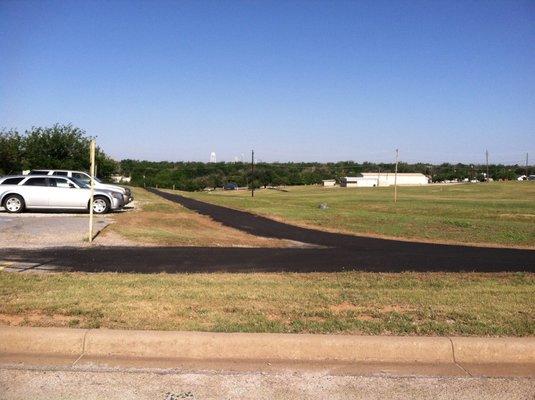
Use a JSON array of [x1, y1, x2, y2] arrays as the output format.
[[340, 173, 429, 187]]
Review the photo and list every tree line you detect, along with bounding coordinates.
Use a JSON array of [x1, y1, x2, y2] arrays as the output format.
[[1, 125, 531, 190], [119, 159, 532, 191], [0, 125, 116, 178]]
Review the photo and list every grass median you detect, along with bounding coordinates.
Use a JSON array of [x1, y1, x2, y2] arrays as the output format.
[[176, 182, 535, 248], [102, 187, 292, 247], [1, 271, 533, 336]]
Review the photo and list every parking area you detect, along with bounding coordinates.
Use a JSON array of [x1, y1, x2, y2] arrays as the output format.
[[0, 210, 110, 249]]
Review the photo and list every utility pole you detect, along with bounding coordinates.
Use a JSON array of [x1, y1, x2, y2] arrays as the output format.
[[88, 139, 96, 243], [485, 149, 489, 182], [251, 149, 255, 197], [526, 153, 529, 177], [377, 167, 381, 187], [394, 149, 399, 203]]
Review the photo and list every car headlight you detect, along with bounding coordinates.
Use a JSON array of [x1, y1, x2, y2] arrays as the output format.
[[112, 192, 122, 199]]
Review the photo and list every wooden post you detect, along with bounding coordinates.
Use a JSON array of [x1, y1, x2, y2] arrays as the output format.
[[485, 150, 489, 182], [394, 149, 399, 203], [88, 139, 96, 243], [251, 149, 255, 197]]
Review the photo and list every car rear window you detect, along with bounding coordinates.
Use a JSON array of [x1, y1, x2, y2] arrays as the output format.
[[1, 177, 24, 185], [23, 177, 48, 186]]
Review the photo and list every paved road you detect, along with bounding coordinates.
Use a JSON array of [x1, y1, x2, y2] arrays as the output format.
[[0, 189, 533, 273], [1, 366, 534, 400]]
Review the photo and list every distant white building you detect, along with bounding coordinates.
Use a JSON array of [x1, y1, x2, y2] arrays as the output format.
[[111, 175, 132, 183], [360, 172, 428, 186], [354, 177, 378, 187], [340, 177, 359, 187], [322, 179, 336, 187], [341, 173, 429, 187]]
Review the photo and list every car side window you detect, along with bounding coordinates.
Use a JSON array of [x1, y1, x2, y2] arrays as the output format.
[[28, 170, 48, 175], [48, 178, 71, 188], [52, 171, 68, 176], [23, 178, 48, 186], [1, 177, 24, 185], [73, 173, 90, 183]]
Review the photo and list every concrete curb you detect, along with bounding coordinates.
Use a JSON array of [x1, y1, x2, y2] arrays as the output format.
[[0, 326, 85, 356], [451, 337, 535, 364], [1, 327, 534, 365], [84, 330, 454, 363]]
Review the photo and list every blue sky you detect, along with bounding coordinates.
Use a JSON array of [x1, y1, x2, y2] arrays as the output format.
[[1, 0, 533, 164]]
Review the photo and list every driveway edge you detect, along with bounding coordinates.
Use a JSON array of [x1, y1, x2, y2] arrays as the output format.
[[1, 327, 534, 368]]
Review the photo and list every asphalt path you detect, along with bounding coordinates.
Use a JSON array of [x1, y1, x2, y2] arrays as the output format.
[[0, 188, 533, 273]]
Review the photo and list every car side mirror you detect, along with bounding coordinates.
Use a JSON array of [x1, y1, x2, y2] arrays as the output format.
[[69, 183, 76, 188]]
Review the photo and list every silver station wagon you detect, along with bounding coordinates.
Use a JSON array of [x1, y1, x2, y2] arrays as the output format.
[[29, 169, 133, 204], [0, 175, 124, 214]]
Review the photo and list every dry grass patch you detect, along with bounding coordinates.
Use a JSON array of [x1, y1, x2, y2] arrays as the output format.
[[102, 188, 294, 247], [1, 271, 533, 336]]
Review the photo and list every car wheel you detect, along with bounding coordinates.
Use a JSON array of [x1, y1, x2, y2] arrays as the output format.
[[3, 194, 25, 213], [92, 196, 110, 214]]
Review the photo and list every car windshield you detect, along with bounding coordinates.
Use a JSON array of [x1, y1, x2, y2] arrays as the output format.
[[70, 177, 89, 188]]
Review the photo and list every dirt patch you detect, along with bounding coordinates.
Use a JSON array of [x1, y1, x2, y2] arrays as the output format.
[[329, 303, 416, 321], [94, 227, 147, 247], [0, 312, 79, 327], [330, 301, 361, 313], [379, 305, 415, 313], [330, 303, 415, 314], [499, 213, 535, 219], [356, 314, 376, 321]]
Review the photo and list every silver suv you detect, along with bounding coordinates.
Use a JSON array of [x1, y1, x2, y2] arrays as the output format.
[[0, 175, 124, 214], [28, 170, 133, 204]]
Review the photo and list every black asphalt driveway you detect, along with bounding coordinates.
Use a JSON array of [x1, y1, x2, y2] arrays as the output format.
[[0, 188, 533, 273]]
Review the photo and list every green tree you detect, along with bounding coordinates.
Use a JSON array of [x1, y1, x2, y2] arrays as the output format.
[[21, 124, 117, 179], [0, 129, 23, 175]]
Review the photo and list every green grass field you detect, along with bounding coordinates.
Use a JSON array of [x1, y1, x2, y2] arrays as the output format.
[[1, 183, 533, 337], [1, 271, 533, 336], [176, 182, 535, 248]]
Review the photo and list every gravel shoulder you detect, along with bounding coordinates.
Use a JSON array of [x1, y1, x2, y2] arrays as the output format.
[[0, 212, 110, 248], [1, 367, 533, 400]]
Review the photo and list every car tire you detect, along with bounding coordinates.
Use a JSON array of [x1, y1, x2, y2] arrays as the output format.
[[3, 194, 25, 213], [91, 196, 110, 214]]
